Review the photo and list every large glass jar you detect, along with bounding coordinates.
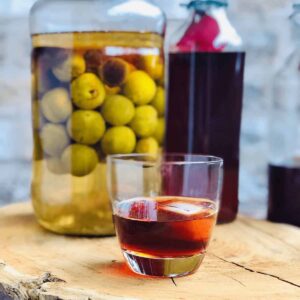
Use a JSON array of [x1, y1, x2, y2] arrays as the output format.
[[30, 0, 166, 235]]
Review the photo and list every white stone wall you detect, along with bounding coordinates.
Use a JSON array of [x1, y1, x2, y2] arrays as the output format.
[[0, 1, 34, 204], [0, 0, 294, 215]]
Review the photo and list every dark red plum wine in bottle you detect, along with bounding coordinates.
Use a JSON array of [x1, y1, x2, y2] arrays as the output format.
[[165, 0, 245, 223]]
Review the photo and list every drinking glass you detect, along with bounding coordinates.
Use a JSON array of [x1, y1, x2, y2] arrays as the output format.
[[107, 154, 223, 277]]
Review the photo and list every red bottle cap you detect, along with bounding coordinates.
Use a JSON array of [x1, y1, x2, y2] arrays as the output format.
[[176, 0, 228, 52]]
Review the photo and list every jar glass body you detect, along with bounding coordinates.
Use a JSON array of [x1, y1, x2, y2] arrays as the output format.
[[165, 0, 245, 223], [30, 0, 166, 235]]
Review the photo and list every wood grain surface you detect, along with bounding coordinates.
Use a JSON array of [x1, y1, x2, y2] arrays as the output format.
[[0, 202, 299, 300]]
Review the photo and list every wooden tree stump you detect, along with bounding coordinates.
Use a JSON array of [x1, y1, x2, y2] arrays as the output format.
[[0, 202, 299, 300]]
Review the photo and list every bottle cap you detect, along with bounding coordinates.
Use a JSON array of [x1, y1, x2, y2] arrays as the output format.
[[182, 0, 228, 9], [293, 0, 300, 8]]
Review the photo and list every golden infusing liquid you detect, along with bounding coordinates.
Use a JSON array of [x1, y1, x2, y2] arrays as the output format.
[[31, 32, 165, 235]]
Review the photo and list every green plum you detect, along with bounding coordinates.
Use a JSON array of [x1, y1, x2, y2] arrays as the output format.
[[67, 110, 106, 145], [71, 73, 106, 110], [40, 123, 69, 156], [61, 144, 98, 177], [41, 88, 72, 123]]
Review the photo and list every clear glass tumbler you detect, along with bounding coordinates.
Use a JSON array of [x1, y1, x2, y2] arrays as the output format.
[[107, 154, 223, 277]]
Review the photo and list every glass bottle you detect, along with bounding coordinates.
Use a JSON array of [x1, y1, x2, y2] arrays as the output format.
[[165, 0, 245, 223], [29, 0, 166, 235], [268, 2, 300, 227]]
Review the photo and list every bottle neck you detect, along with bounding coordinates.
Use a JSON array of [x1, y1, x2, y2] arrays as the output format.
[[190, 5, 227, 21], [185, 0, 229, 28], [171, 0, 242, 53]]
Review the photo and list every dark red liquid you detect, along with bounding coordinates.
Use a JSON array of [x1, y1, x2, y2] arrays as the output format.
[[268, 164, 300, 227], [165, 52, 245, 223], [114, 197, 216, 257]]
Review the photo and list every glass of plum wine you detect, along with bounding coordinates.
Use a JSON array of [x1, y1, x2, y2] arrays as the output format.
[[107, 153, 223, 277]]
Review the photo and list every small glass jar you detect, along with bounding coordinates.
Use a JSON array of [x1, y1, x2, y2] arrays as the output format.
[[30, 0, 166, 235]]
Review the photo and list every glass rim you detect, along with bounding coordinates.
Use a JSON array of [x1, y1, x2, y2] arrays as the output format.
[[107, 153, 223, 166]]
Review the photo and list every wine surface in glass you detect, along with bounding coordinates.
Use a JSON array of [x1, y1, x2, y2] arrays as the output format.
[[114, 196, 217, 257]]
